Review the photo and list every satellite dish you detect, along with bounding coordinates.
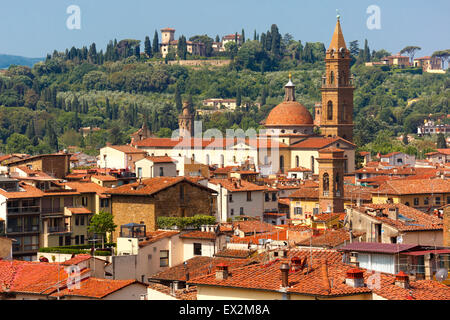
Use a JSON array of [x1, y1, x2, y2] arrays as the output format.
[[435, 268, 448, 282]]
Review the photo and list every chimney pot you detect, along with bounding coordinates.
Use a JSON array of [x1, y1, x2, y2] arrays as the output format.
[[280, 262, 290, 287], [215, 263, 229, 280], [345, 268, 365, 288], [395, 271, 410, 289]]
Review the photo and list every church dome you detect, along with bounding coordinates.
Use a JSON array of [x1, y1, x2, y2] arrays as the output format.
[[264, 74, 313, 127], [265, 101, 313, 127]]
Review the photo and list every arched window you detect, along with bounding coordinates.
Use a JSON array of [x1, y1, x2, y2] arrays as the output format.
[[311, 156, 315, 173], [323, 173, 329, 194], [295, 156, 299, 168], [335, 173, 340, 191], [330, 71, 334, 85], [327, 101, 333, 120], [280, 156, 285, 173]]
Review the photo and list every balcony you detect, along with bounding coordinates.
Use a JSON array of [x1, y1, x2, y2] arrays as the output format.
[[7, 206, 40, 215], [12, 244, 39, 253], [47, 226, 70, 234], [7, 225, 40, 234], [41, 208, 63, 215]]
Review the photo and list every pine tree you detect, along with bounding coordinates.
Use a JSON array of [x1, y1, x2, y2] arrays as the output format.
[[144, 36, 152, 57], [153, 30, 160, 55]]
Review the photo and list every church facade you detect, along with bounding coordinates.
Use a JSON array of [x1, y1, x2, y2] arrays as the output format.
[[131, 19, 356, 176]]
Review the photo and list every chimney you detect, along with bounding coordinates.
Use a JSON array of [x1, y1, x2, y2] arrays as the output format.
[[387, 207, 399, 220], [345, 268, 365, 288], [395, 271, 410, 289], [215, 263, 229, 280], [280, 262, 290, 288]]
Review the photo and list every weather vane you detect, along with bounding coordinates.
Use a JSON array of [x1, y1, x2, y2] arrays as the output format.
[[336, 9, 341, 20]]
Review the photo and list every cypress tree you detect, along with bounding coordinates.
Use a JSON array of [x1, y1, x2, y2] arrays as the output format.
[[363, 39, 371, 62], [236, 88, 241, 107], [437, 133, 447, 149], [153, 30, 160, 55], [144, 36, 152, 57], [241, 29, 245, 43], [175, 84, 182, 111], [254, 30, 257, 41], [215, 35, 220, 43]]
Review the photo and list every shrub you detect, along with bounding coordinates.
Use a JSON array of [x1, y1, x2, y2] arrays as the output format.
[[157, 215, 216, 230]]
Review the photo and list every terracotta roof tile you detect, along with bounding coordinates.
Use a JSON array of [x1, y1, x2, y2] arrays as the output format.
[[209, 178, 267, 192], [179, 231, 217, 240]]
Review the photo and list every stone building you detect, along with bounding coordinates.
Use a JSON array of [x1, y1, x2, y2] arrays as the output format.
[[178, 101, 194, 138], [108, 177, 217, 240]]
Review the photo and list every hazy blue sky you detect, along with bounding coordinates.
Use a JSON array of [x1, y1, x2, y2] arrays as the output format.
[[0, 0, 449, 58]]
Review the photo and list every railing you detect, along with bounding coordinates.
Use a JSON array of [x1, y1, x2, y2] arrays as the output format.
[[41, 208, 63, 214], [47, 226, 69, 233], [7, 225, 40, 233], [7, 206, 40, 214], [13, 244, 39, 252]]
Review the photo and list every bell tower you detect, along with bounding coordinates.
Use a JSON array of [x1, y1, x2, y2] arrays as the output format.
[[178, 101, 194, 138], [320, 17, 354, 142], [317, 147, 345, 214]]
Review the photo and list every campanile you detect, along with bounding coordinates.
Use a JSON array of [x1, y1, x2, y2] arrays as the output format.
[[320, 17, 354, 142]]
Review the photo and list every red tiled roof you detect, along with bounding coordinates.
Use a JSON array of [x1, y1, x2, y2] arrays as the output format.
[[61, 254, 93, 266], [151, 256, 249, 282], [290, 137, 356, 149], [230, 229, 289, 245], [0, 183, 44, 199], [209, 178, 267, 192], [214, 249, 256, 259], [108, 145, 147, 154], [66, 207, 92, 215], [143, 156, 177, 163], [288, 166, 312, 172], [90, 175, 118, 182], [179, 231, 217, 241], [296, 229, 365, 248], [138, 230, 180, 248], [313, 213, 341, 222], [108, 176, 213, 196], [358, 203, 443, 232], [372, 178, 450, 195], [63, 182, 109, 195], [232, 220, 277, 234], [339, 242, 419, 254], [50, 278, 139, 299], [147, 282, 197, 300]]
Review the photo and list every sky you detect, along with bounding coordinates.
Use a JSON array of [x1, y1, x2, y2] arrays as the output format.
[[0, 0, 449, 58]]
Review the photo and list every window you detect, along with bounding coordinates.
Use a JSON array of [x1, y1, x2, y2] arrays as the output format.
[[159, 167, 164, 177], [230, 209, 234, 216], [436, 197, 441, 205], [59, 236, 63, 246], [80, 216, 85, 226], [137, 167, 142, 178], [101, 198, 109, 208], [414, 198, 419, 206], [330, 71, 334, 85], [82, 197, 88, 207], [327, 101, 333, 120], [228, 194, 233, 203], [65, 236, 71, 246], [294, 207, 303, 215], [295, 156, 299, 167], [180, 185, 185, 201], [247, 192, 252, 202], [424, 197, 429, 205], [323, 173, 330, 194], [272, 193, 277, 201], [240, 207, 244, 215], [447, 197, 450, 205], [193, 243, 202, 256], [75, 216, 79, 226], [75, 235, 79, 245], [80, 235, 85, 244], [160, 250, 169, 267], [311, 156, 315, 173], [265, 193, 270, 202]]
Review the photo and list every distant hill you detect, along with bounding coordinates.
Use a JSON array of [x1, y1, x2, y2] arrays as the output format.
[[0, 54, 44, 69]]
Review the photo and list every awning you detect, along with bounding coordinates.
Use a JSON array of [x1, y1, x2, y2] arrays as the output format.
[[402, 249, 450, 256]]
